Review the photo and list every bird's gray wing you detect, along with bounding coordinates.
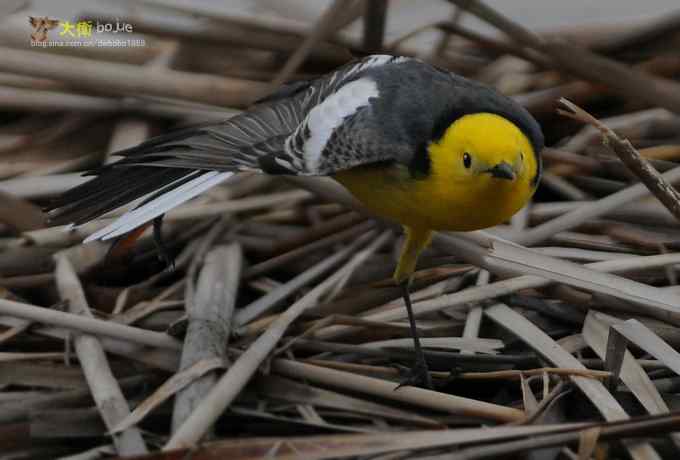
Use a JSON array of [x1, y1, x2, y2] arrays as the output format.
[[46, 55, 414, 227], [260, 55, 416, 175], [108, 55, 409, 174], [109, 96, 304, 171]]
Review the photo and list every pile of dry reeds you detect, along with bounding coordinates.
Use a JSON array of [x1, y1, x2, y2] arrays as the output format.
[[3, 1, 680, 459]]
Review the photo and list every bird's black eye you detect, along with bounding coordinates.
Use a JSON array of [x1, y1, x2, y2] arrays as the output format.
[[520, 152, 525, 161], [463, 152, 472, 169]]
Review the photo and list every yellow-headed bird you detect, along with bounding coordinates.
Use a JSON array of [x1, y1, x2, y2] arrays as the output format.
[[47, 55, 543, 389]]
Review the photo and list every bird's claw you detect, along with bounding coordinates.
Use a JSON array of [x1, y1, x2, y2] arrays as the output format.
[[158, 249, 176, 271], [395, 359, 433, 390], [152, 215, 175, 271]]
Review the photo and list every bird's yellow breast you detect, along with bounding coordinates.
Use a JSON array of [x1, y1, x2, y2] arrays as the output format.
[[335, 165, 534, 231], [334, 113, 539, 233]]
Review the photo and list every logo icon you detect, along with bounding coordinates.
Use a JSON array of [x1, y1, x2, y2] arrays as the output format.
[[29, 16, 60, 43], [29, 16, 144, 48]]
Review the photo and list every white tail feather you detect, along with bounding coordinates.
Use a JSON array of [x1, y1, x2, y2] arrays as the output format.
[[83, 171, 233, 242]]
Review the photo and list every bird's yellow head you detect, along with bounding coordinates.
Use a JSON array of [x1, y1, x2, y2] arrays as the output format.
[[333, 112, 542, 232], [427, 112, 538, 187], [409, 111, 540, 231]]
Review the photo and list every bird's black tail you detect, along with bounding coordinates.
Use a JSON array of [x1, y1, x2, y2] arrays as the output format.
[[43, 121, 258, 242], [44, 76, 312, 241], [46, 166, 193, 226], [44, 101, 301, 242]]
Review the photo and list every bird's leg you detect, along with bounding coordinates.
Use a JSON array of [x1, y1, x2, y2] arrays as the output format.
[[397, 281, 433, 389], [153, 214, 174, 270], [106, 223, 150, 261], [394, 226, 433, 390]]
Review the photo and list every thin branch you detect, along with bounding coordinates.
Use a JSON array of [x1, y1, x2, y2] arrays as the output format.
[[272, 358, 524, 423], [0, 297, 181, 350], [558, 97, 680, 224], [362, 0, 389, 53], [0, 47, 267, 108], [272, 0, 350, 87]]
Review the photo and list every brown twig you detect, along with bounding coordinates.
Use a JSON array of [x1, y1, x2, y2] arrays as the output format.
[[82, 12, 350, 64], [450, 0, 680, 114], [558, 98, 680, 224], [271, 0, 350, 87], [0, 47, 268, 108], [0, 296, 181, 349], [362, 0, 389, 53]]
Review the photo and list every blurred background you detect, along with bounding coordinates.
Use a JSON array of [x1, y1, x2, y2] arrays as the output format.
[[20, 0, 680, 48]]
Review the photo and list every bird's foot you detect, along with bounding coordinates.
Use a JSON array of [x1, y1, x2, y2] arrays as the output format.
[[157, 248, 176, 271], [395, 359, 433, 390], [153, 215, 175, 271]]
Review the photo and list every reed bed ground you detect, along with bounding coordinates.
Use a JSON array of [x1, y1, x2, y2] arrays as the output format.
[[3, 1, 680, 459]]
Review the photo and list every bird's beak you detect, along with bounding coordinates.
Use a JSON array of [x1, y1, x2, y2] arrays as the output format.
[[486, 162, 516, 181]]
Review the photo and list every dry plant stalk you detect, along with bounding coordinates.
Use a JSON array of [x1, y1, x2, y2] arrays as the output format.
[[0, 46, 268, 108], [111, 357, 225, 435], [172, 244, 242, 434], [485, 304, 660, 460], [271, 0, 348, 87], [272, 358, 525, 423], [558, 98, 680, 223], [165, 231, 389, 449], [54, 254, 147, 456], [582, 311, 680, 449], [0, 296, 181, 349]]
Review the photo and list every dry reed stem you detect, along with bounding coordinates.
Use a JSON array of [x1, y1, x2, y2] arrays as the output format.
[[487, 242, 680, 324], [165, 231, 390, 449], [159, 422, 602, 460], [559, 98, 680, 223], [450, 0, 680, 114], [0, 352, 64, 362], [0, 297, 181, 349], [112, 357, 225, 435], [485, 303, 660, 460], [244, 220, 374, 278], [87, 11, 349, 62], [0, 172, 89, 199], [339, 251, 680, 329], [0, 47, 268, 108], [172, 244, 242, 435], [0, 314, 180, 372], [272, 0, 349, 87], [359, 337, 503, 353], [303, 359, 609, 381], [459, 368, 610, 381], [583, 313, 677, 416], [235, 230, 376, 327], [272, 358, 524, 423], [461, 269, 489, 356], [586, 314, 680, 449], [514, 166, 680, 245], [362, 0, 388, 53], [54, 255, 147, 456], [183, 218, 232, 321], [256, 374, 441, 427]]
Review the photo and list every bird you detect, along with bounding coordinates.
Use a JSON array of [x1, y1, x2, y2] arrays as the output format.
[[46, 54, 544, 389]]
